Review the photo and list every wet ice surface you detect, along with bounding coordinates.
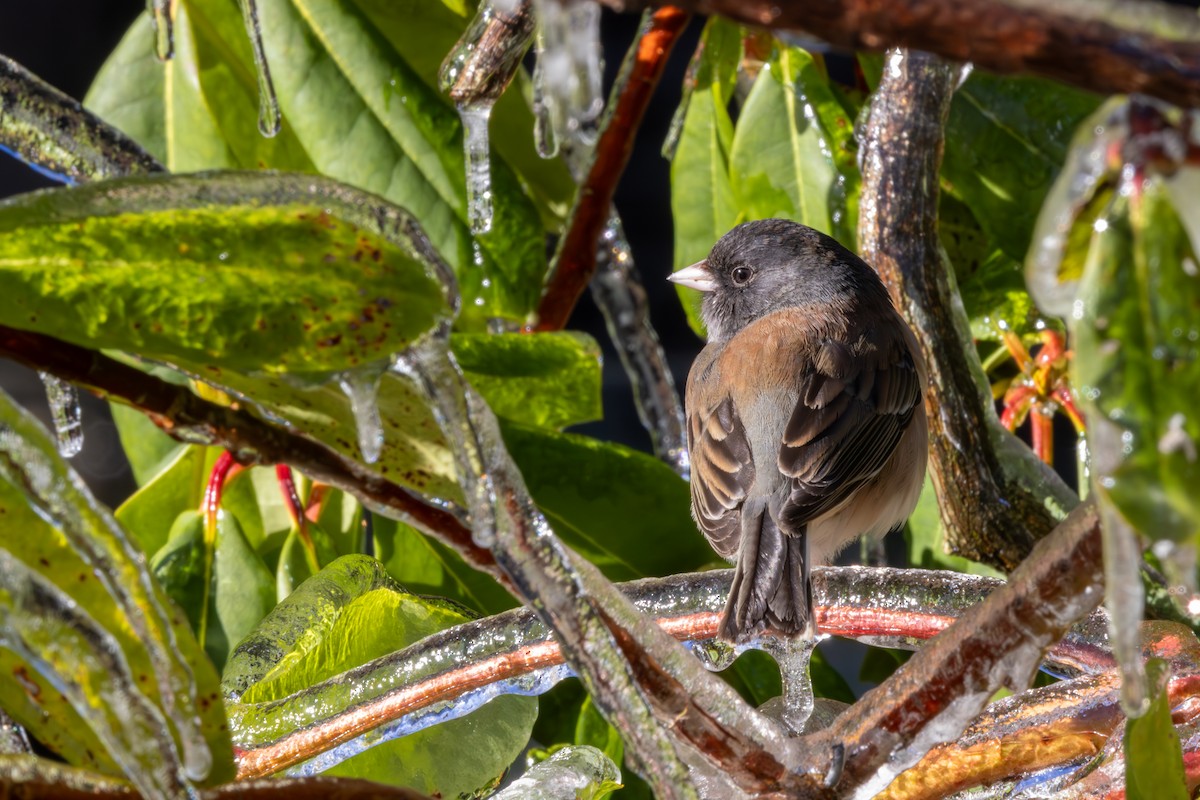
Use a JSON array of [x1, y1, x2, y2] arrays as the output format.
[[531, 0, 603, 151], [148, 0, 174, 60], [38, 373, 83, 457], [337, 367, 385, 464], [491, 745, 620, 799], [236, 0, 281, 137]]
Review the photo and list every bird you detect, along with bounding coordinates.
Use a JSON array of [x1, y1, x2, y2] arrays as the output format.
[[669, 219, 928, 643]]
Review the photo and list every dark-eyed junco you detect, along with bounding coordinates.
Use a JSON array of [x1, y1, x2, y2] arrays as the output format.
[[670, 219, 928, 643]]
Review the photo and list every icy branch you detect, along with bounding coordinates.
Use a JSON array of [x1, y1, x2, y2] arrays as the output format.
[[592, 0, 1200, 111], [533, 6, 690, 331], [0, 55, 163, 183], [440, 0, 536, 107], [857, 49, 1076, 570]]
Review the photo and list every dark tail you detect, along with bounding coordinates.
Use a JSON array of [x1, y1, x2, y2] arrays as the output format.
[[719, 503, 812, 643]]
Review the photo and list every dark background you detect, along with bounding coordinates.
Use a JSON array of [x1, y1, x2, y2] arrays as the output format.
[[0, 2, 705, 508]]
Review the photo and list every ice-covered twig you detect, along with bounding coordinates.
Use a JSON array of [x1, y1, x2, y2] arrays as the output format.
[[533, 6, 690, 331], [590, 213, 689, 476], [229, 566, 1112, 781], [0, 323, 502, 587], [592, 0, 1200, 111], [814, 499, 1104, 798], [0, 56, 163, 183], [857, 49, 1076, 571], [439, 0, 536, 107]]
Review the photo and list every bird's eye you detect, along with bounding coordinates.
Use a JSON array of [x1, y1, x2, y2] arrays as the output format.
[[731, 266, 753, 285]]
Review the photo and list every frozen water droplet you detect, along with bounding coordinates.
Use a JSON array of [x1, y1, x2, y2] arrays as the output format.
[[148, 0, 174, 60], [531, 31, 560, 159], [690, 638, 737, 671], [236, 0, 281, 137], [338, 368, 385, 464], [458, 102, 495, 235], [38, 374, 83, 458], [532, 0, 604, 151], [762, 635, 818, 734]]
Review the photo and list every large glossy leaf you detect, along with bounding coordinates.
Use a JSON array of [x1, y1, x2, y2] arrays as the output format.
[[1072, 179, 1200, 541], [729, 44, 857, 248], [943, 72, 1101, 265], [151, 510, 276, 669], [1125, 658, 1189, 800], [0, 172, 448, 377], [230, 555, 536, 796], [503, 423, 714, 580], [670, 17, 741, 336], [0, 392, 234, 785], [115, 445, 220, 556]]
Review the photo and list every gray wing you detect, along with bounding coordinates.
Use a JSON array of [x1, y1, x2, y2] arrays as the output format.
[[778, 333, 922, 529], [688, 391, 753, 561]]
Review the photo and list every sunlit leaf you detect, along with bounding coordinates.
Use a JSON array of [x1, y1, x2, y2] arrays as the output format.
[[1125, 658, 1188, 800]]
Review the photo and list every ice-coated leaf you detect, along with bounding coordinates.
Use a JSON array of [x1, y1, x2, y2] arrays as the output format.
[[943, 72, 1101, 265], [1072, 180, 1200, 541], [274, 520, 340, 602], [669, 17, 741, 336], [151, 510, 276, 669], [1125, 658, 1188, 800], [0, 172, 449, 378], [231, 556, 536, 796], [502, 422, 714, 580], [729, 44, 858, 248], [0, 391, 233, 785], [452, 332, 602, 430]]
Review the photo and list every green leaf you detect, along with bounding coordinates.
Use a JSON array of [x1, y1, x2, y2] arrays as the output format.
[[943, 72, 1101, 264], [115, 445, 219, 556], [110, 402, 188, 486], [905, 477, 1004, 578], [575, 695, 624, 768], [670, 17, 741, 336], [275, 520, 341, 602], [503, 423, 714, 580], [1072, 179, 1200, 541], [729, 44, 858, 248], [233, 556, 536, 796], [0, 392, 234, 784], [1125, 658, 1189, 800], [151, 510, 276, 669], [0, 172, 448, 378], [372, 515, 515, 615], [453, 331, 602, 429]]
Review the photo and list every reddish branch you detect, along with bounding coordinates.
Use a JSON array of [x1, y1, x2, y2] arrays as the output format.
[[0, 324, 501, 582], [595, 0, 1200, 111], [532, 6, 691, 331]]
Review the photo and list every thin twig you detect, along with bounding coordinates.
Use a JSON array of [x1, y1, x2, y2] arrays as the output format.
[[0, 324, 501, 582], [441, 0, 536, 106], [533, 6, 690, 331], [594, 0, 1200, 111]]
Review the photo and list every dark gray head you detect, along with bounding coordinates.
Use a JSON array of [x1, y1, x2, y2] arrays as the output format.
[[669, 219, 891, 342]]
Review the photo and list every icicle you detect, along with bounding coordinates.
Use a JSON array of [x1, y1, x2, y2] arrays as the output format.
[[590, 213, 690, 477], [148, 0, 174, 60], [531, 31, 560, 159], [689, 638, 737, 672], [37, 373, 83, 458], [235, 0, 281, 137], [337, 368, 385, 464], [458, 103, 495, 235], [761, 635, 818, 734], [532, 0, 604, 151], [491, 745, 620, 799]]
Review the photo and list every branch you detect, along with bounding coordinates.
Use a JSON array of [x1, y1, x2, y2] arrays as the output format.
[[533, 6, 690, 331], [440, 0, 535, 106], [816, 498, 1104, 795], [0, 325, 501, 583], [0, 56, 162, 182], [857, 48, 1075, 570], [594, 0, 1200, 111]]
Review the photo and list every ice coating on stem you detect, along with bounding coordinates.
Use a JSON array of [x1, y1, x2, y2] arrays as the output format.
[[337, 368, 385, 464], [590, 214, 690, 477], [148, 0, 174, 60], [532, 0, 603, 150], [491, 745, 621, 799], [458, 103, 495, 235], [0, 394, 213, 782], [38, 373, 83, 457], [235, 0, 281, 137]]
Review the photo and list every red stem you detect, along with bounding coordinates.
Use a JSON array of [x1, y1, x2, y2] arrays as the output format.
[[531, 6, 691, 331], [204, 451, 242, 534]]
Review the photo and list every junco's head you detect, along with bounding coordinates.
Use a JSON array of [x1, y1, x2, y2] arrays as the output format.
[[670, 218, 891, 342], [671, 219, 927, 643]]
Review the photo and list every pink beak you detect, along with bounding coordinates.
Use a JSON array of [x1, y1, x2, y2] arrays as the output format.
[[667, 260, 717, 292]]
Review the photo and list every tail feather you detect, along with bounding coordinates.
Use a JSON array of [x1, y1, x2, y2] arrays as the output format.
[[719, 504, 812, 643]]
